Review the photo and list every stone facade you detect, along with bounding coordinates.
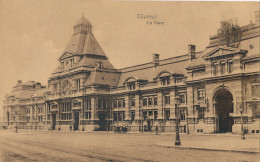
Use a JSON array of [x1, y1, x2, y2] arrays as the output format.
[[2, 15, 260, 134]]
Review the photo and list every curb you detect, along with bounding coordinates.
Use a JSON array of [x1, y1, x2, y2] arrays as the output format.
[[158, 144, 260, 154]]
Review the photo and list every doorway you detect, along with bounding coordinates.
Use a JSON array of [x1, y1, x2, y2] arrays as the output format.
[[52, 114, 56, 130], [147, 120, 151, 132], [214, 89, 234, 133], [74, 112, 79, 131]]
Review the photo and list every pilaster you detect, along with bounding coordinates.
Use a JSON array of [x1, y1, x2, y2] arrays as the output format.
[[169, 90, 176, 119], [157, 91, 163, 120], [135, 94, 140, 120], [125, 95, 130, 120]]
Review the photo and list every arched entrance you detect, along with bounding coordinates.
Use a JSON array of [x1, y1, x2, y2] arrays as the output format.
[[214, 89, 234, 133]]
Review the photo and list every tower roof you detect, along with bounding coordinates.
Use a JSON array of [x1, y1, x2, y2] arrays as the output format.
[[74, 16, 92, 27], [61, 16, 106, 58]]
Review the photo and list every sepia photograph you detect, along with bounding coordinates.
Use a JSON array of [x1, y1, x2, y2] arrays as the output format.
[[0, 0, 259, 161]]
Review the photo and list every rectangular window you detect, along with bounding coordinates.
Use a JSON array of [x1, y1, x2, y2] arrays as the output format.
[[198, 89, 205, 100], [165, 95, 170, 105], [131, 98, 135, 107], [213, 62, 218, 75], [76, 79, 80, 89], [85, 99, 91, 110], [165, 109, 170, 120], [62, 113, 72, 120], [118, 113, 122, 121], [154, 97, 157, 105], [154, 111, 158, 119], [143, 111, 147, 120], [198, 108, 205, 119], [118, 99, 122, 108], [167, 78, 170, 85], [143, 98, 148, 106], [220, 62, 225, 74], [113, 113, 118, 121], [148, 111, 153, 117], [113, 100, 118, 108], [252, 103, 260, 118], [131, 111, 135, 121], [47, 104, 51, 113], [85, 112, 91, 119], [228, 60, 233, 73], [122, 99, 125, 107], [252, 84, 260, 97], [179, 94, 185, 104], [180, 109, 186, 121], [148, 97, 153, 106]]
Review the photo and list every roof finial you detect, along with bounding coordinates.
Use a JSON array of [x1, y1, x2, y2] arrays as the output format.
[[82, 12, 84, 18]]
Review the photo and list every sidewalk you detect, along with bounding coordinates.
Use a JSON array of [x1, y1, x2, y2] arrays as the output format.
[[156, 134, 260, 154]]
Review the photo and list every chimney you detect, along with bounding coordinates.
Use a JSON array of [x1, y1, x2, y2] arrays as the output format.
[[188, 44, 196, 61], [17, 80, 22, 86], [255, 11, 260, 24], [153, 53, 159, 67]]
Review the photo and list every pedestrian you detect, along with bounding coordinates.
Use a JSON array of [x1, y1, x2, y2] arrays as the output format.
[[155, 125, 158, 135]]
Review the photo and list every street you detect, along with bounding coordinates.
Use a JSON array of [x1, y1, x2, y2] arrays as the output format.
[[0, 131, 259, 162]]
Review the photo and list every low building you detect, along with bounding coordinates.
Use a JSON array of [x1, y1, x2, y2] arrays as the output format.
[[2, 13, 260, 134]]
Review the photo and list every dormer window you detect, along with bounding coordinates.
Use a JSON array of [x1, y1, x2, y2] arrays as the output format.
[[76, 79, 80, 89], [213, 62, 218, 75], [97, 61, 103, 69], [161, 77, 170, 85], [70, 58, 75, 68], [61, 62, 64, 70], [220, 61, 225, 74], [127, 82, 136, 90]]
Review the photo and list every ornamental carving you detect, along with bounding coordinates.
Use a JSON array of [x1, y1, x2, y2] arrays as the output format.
[[62, 80, 72, 95]]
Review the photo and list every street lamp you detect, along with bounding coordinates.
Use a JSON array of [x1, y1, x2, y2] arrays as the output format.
[[175, 96, 181, 145], [240, 105, 245, 140]]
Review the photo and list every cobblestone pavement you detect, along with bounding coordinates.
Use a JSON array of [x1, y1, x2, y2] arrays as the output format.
[[0, 131, 259, 162]]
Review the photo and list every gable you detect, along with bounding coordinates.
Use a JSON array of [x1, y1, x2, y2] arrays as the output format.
[[203, 46, 247, 60], [59, 52, 74, 61]]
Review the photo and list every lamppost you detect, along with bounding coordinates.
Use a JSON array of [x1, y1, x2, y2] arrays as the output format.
[[175, 96, 181, 145], [240, 105, 245, 140]]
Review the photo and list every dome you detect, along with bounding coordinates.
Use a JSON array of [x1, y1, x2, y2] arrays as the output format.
[[74, 16, 92, 27]]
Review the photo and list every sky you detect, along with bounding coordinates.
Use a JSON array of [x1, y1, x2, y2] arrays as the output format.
[[0, 1, 258, 116]]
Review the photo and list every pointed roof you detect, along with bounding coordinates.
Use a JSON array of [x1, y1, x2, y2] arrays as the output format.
[[61, 17, 106, 59]]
